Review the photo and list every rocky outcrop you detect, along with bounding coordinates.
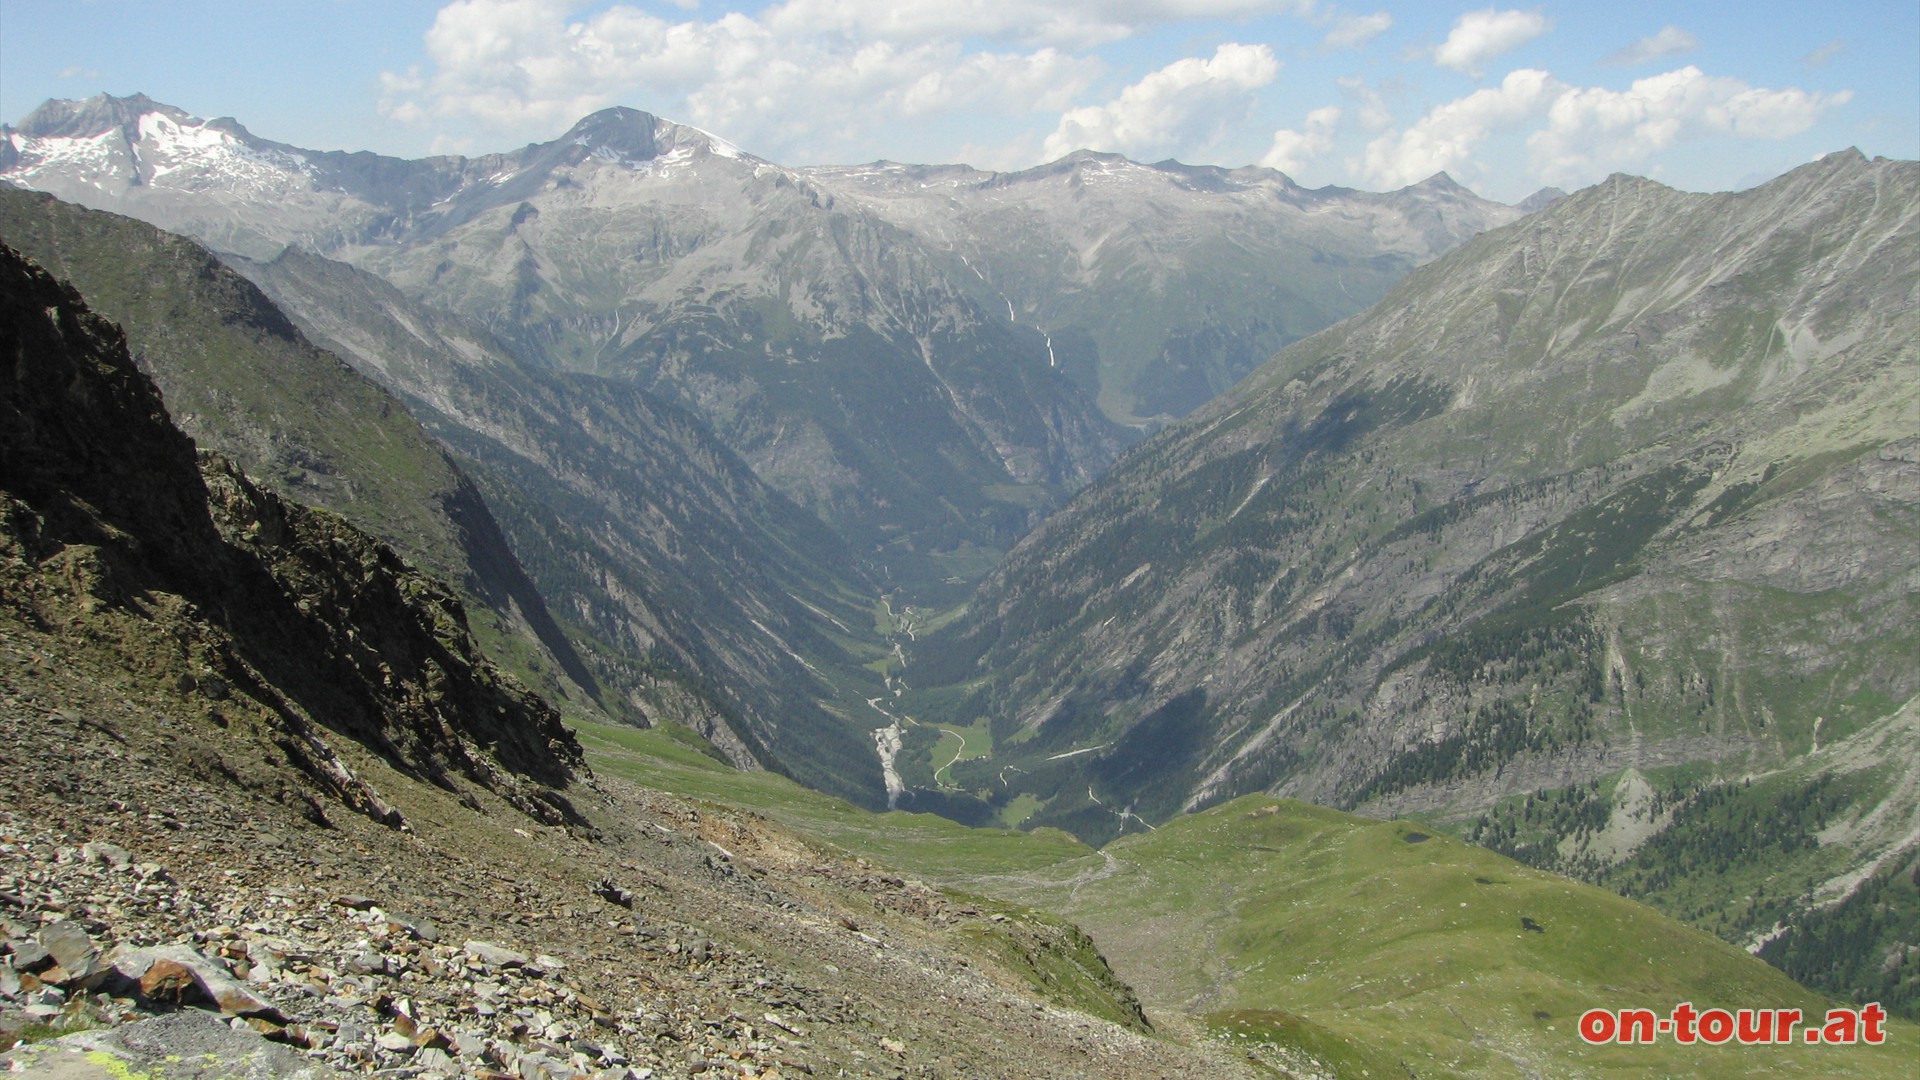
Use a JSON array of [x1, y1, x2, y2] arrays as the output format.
[[0, 240, 583, 827], [0, 186, 613, 728]]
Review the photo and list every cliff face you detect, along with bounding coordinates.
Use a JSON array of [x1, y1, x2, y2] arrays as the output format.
[[0, 240, 583, 828], [0, 187, 613, 726]]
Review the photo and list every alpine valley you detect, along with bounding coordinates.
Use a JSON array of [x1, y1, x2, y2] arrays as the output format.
[[2, 92, 1917, 1077]]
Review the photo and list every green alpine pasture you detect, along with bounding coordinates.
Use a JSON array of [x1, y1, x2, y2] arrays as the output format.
[[578, 721, 1917, 1076]]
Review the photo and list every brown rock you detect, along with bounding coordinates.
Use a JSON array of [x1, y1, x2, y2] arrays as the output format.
[[140, 957, 200, 1003]]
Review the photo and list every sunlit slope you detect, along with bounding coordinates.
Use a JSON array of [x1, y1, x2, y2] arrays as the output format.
[[969, 795, 1916, 1078], [575, 724, 1915, 1076]]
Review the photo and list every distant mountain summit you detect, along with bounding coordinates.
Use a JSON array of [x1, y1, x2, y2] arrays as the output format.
[[562, 105, 751, 163], [1516, 185, 1568, 212], [801, 152, 1527, 425], [11, 91, 188, 138]]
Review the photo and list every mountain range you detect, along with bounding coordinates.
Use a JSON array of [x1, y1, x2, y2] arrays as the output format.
[[3, 252, 1909, 1072], [5, 90, 1917, 1031], [906, 148, 1920, 1006], [0, 93, 1530, 807], [1, 94, 1524, 592]]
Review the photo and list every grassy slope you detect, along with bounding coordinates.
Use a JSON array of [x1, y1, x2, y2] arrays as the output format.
[[578, 723, 1916, 1076], [984, 796, 1916, 1078]]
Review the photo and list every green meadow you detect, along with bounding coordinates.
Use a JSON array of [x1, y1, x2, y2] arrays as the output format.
[[577, 721, 1916, 1076]]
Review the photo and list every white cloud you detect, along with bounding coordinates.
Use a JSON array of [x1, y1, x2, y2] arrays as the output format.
[[1043, 43, 1280, 160], [1801, 40, 1844, 68], [1322, 12, 1391, 52], [1529, 66, 1853, 185], [377, 0, 1105, 160], [1432, 8, 1550, 76], [1338, 75, 1394, 131], [769, 0, 1317, 50], [1261, 105, 1340, 174], [1602, 25, 1697, 67], [377, 1, 1334, 161], [1359, 67, 1560, 187]]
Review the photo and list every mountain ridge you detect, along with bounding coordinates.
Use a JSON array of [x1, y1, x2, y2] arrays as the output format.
[[908, 150, 1919, 902], [3, 93, 1524, 596], [0, 186, 621, 720], [231, 243, 902, 798]]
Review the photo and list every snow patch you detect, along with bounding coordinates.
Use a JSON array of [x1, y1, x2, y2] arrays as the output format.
[[134, 111, 311, 191], [4, 130, 130, 190]]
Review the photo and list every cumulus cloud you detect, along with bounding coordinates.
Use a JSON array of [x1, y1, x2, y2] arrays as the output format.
[[1602, 25, 1698, 67], [1432, 8, 1551, 76], [770, 0, 1317, 50], [1322, 12, 1392, 52], [1359, 67, 1561, 187], [377, 0, 1106, 159], [1261, 105, 1341, 174], [1043, 43, 1280, 160], [1529, 66, 1853, 185], [376, 1, 1335, 160]]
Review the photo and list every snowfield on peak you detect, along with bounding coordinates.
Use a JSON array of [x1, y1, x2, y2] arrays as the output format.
[[133, 110, 312, 190]]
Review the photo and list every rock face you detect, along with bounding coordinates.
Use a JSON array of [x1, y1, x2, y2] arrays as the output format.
[[0, 186, 615, 728], [0, 240, 584, 827], [914, 152, 1920, 927]]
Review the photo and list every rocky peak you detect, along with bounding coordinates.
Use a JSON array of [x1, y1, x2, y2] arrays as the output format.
[[1814, 145, 1870, 170], [1515, 185, 1567, 213], [993, 149, 1135, 186], [560, 105, 667, 161], [1404, 170, 1473, 197], [558, 105, 748, 165], [1144, 158, 1248, 193], [11, 93, 183, 139]]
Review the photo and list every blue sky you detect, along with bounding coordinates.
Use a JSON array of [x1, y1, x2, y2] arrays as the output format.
[[3, 1, 1914, 201]]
